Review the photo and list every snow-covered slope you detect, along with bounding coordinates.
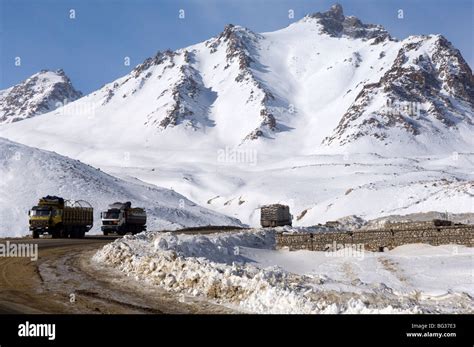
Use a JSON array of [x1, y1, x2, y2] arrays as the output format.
[[0, 138, 243, 237], [0, 69, 82, 124], [119, 152, 471, 226]]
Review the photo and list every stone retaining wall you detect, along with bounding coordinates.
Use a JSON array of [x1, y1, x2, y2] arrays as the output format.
[[276, 225, 474, 252]]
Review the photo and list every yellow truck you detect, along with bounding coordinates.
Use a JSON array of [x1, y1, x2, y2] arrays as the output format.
[[29, 196, 93, 239]]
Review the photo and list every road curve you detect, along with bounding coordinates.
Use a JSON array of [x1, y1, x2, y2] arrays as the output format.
[[0, 236, 234, 314]]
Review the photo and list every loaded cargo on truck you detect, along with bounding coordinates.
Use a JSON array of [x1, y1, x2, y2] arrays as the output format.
[[28, 196, 93, 239], [260, 204, 292, 227], [101, 201, 146, 235]]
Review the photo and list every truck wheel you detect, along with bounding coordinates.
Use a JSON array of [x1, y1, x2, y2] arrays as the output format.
[[70, 228, 85, 239], [32, 230, 39, 239]]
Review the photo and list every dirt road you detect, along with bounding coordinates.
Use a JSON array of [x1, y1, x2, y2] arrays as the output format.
[[0, 236, 234, 314]]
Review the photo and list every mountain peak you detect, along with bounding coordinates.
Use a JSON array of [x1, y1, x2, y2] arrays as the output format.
[[327, 3, 344, 21], [207, 23, 260, 68], [308, 3, 345, 22], [0, 69, 82, 124], [55, 68, 66, 76], [217, 23, 259, 41], [305, 4, 390, 42]]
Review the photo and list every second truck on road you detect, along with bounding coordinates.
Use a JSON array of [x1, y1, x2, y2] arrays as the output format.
[[101, 201, 147, 235]]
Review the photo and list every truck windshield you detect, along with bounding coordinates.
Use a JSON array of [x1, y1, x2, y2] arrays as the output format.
[[102, 211, 119, 219], [31, 209, 50, 216]]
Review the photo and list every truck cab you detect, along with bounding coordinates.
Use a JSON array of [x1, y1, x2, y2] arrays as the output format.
[[101, 202, 146, 236], [28, 196, 93, 239], [100, 209, 123, 233], [29, 198, 64, 238], [29, 206, 52, 233]]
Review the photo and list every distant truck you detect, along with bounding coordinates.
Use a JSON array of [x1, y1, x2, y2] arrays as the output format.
[[260, 204, 292, 227], [101, 202, 147, 235], [29, 196, 93, 239]]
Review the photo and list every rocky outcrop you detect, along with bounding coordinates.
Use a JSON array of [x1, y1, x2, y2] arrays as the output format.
[[307, 4, 391, 42], [207, 24, 284, 141], [206, 24, 260, 73], [146, 51, 213, 130], [159, 57, 201, 129], [0, 69, 82, 124], [324, 35, 474, 146], [132, 50, 177, 77]]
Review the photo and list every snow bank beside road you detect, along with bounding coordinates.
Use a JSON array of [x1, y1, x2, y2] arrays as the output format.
[[93, 229, 474, 313], [93, 230, 334, 314]]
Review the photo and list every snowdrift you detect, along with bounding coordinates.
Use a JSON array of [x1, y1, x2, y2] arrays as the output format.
[[93, 229, 473, 313]]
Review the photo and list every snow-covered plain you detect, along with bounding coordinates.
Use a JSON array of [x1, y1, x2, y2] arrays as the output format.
[[0, 138, 243, 237], [93, 229, 474, 314], [105, 152, 474, 226]]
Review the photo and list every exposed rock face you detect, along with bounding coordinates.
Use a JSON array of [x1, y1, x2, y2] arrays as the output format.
[[307, 3, 391, 42], [207, 24, 284, 141], [0, 69, 82, 124], [207, 24, 260, 72], [158, 55, 203, 129], [101, 50, 177, 106], [132, 50, 177, 78], [324, 35, 474, 146]]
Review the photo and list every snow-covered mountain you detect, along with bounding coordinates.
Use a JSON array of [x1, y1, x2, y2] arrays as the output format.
[[0, 69, 82, 124], [1, 4, 472, 154], [0, 4, 472, 228], [0, 137, 243, 237]]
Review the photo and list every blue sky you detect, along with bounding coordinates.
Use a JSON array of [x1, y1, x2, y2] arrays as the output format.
[[1, 0, 472, 94]]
